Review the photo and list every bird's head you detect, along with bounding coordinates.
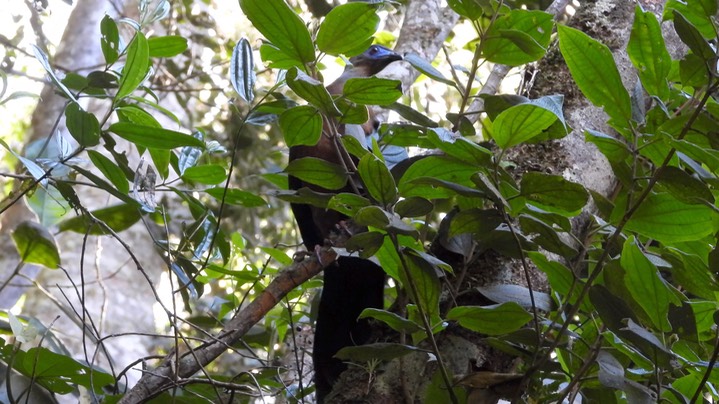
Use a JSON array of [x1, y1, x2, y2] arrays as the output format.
[[348, 45, 402, 76]]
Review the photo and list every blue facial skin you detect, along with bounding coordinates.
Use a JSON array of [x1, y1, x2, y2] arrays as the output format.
[[365, 44, 399, 60], [349, 45, 402, 75]]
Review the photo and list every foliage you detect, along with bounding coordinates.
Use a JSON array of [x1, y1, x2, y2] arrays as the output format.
[[2, 0, 719, 403]]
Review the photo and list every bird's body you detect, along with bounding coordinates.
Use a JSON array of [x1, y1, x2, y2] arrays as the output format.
[[287, 45, 402, 402]]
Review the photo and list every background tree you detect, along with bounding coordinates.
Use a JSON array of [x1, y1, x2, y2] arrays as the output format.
[[1, 0, 717, 403]]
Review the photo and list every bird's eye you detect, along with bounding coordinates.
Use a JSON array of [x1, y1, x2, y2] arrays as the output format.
[[369, 46, 378, 55]]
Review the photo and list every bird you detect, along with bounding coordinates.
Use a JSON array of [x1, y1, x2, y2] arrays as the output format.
[[288, 44, 402, 402]]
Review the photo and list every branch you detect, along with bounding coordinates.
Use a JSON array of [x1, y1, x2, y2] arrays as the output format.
[[119, 248, 338, 403]]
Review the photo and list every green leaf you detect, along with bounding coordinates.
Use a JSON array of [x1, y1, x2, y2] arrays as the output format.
[[620, 192, 715, 243], [327, 193, 371, 216], [398, 156, 477, 198], [206, 187, 266, 207], [358, 153, 397, 205], [427, 129, 492, 166], [520, 172, 588, 215], [148, 148, 170, 179], [116, 32, 149, 101], [116, 105, 161, 127], [58, 204, 142, 235], [663, 248, 719, 301], [483, 10, 553, 66], [446, 0, 483, 20], [622, 236, 680, 332], [672, 11, 715, 62], [627, 7, 671, 99], [557, 25, 631, 129], [279, 105, 322, 147], [354, 206, 390, 228], [230, 38, 256, 103], [100, 15, 120, 64], [259, 43, 300, 69], [239, 0, 314, 68], [182, 165, 227, 185], [664, 0, 717, 39], [359, 308, 423, 333], [403, 53, 455, 86], [316, 3, 379, 55], [12, 221, 60, 269], [71, 165, 138, 206], [585, 129, 630, 162], [386, 102, 439, 128], [346, 231, 385, 258], [656, 166, 714, 205], [519, 214, 578, 257], [148, 35, 188, 57], [335, 342, 425, 362], [65, 102, 100, 147], [402, 249, 442, 322], [285, 157, 348, 190], [0, 345, 114, 394], [395, 197, 433, 218], [447, 303, 533, 335], [491, 103, 558, 148], [342, 77, 403, 106], [108, 122, 205, 149], [87, 150, 130, 194], [449, 208, 503, 237], [286, 67, 340, 114]]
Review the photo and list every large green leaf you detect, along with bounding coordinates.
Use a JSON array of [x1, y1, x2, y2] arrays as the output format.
[[585, 129, 630, 163], [12, 221, 60, 269], [0, 344, 115, 394], [446, 0, 483, 20], [483, 10, 553, 66], [447, 303, 533, 336], [58, 204, 142, 235], [398, 156, 477, 199], [558, 25, 631, 129], [449, 208, 503, 237], [100, 15, 119, 64], [108, 122, 205, 149], [627, 7, 671, 99], [316, 3, 379, 55], [358, 153, 397, 205], [65, 102, 100, 147], [115, 32, 149, 101], [279, 105, 322, 147], [402, 249, 442, 323], [182, 165, 227, 185], [148, 35, 188, 57], [671, 11, 715, 62], [621, 236, 680, 332], [285, 157, 348, 190], [663, 0, 717, 39], [520, 172, 588, 215], [286, 68, 340, 114], [656, 166, 714, 205], [206, 187, 266, 207], [491, 103, 557, 148], [620, 192, 715, 243], [342, 77, 403, 106], [239, 0, 314, 68], [87, 150, 130, 194]]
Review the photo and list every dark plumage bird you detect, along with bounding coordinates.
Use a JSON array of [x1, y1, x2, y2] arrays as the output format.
[[288, 45, 402, 402]]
